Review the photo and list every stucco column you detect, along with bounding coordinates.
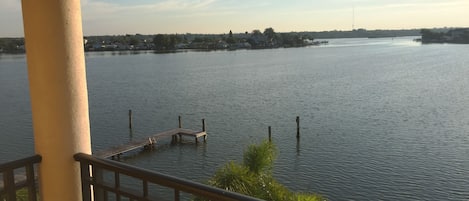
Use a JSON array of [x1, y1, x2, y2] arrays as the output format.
[[21, 0, 91, 200]]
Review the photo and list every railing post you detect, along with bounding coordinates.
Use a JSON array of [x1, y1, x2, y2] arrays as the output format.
[[174, 189, 180, 201], [115, 172, 121, 201], [94, 167, 105, 201], [143, 180, 148, 198], [3, 169, 16, 201], [26, 164, 37, 201], [79, 161, 92, 201]]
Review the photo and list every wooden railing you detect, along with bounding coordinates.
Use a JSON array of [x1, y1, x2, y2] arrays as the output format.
[[0, 155, 41, 201], [74, 153, 262, 201]]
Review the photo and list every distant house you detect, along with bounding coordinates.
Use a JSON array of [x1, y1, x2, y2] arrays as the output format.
[[421, 28, 469, 44], [175, 43, 187, 49], [188, 42, 208, 49], [448, 28, 469, 43], [216, 41, 229, 49], [248, 34, 267, 48], [17, 44, 25, 51], [450, 28, 468, 38]]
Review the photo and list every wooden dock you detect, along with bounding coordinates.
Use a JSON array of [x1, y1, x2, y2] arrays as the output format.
[[94, 128, 207, 158]]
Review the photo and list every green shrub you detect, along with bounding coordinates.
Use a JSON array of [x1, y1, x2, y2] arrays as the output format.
[[199, 140, 325, 201], [0, 188, 36, 201]]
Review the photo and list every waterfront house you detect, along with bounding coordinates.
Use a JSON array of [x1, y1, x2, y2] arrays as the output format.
[[448, 28, 469, 43]]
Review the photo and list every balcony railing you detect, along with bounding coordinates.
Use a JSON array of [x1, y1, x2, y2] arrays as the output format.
[[74, 153, 263, 201], [0, 155, 41, 201], [1, 153, 260, 201]]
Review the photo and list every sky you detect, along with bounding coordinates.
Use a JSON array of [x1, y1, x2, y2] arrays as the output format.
[[1, 0, 469, 37]]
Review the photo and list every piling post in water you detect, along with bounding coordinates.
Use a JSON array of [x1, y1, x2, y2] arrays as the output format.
[[202, 119, 206, 132], [178, 115, 182, 128], [129, 110, 133, 129], [296, 138, 301, 155], [129, 128, 134, 141], [268, 126, 272, 142], [296, 116, 300, 138]]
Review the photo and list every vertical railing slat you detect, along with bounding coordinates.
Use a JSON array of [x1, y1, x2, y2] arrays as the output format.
[[143, 180, 148, 198], [4, 169, 17, 201], [26, 164, 37, 201], [115, 172, 121, 201], [79, 162, 92, 201], [174, 189, 180, 201], [93, 166, 105, 201]]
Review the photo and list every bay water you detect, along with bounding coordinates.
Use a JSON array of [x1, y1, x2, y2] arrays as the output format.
[[1, 37, 469, 200]]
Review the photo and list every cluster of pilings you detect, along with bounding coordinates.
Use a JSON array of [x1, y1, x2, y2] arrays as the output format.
[[268, 116, 301, 142]]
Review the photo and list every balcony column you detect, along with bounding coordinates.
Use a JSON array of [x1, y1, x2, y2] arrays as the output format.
[[21, 0, 91, 201]]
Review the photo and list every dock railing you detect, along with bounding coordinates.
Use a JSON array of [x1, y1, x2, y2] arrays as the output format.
[[0, 155, 41, 201], [74, 153, 263, 201]]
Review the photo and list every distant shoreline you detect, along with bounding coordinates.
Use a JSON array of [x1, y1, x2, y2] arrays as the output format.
[[1, 27, 468, 54], [0, 28, 423, 54]]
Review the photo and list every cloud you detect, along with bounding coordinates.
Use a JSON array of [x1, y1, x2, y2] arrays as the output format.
[[82, 0, 218, 14], [2, 0, 468, 36], [81, 0, 225, 23], [353, 0, 469, 9], [0, 0, 23, 37]]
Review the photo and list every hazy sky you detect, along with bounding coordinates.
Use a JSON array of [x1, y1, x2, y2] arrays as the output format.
[[1, 0, 469, 37]]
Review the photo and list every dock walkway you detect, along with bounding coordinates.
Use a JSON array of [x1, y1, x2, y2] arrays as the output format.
[[94, 128, 207, 158]]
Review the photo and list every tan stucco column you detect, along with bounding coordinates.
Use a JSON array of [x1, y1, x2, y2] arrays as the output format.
[[21, 0, 91, 200]]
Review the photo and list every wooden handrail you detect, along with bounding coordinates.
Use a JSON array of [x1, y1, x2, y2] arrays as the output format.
[[74, 153, 263, 201]]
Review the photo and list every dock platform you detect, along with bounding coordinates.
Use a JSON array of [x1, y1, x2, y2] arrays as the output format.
[[94, 128, 207, 158]]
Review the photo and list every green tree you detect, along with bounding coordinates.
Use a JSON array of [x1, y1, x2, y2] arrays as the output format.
[[420, 29, 444, 43], [263, 27, 276, 41], [243, 140, 276, 174], [128, 36, 140, 46], [252, 29, 262, 37], [200, 141, 324, 201], [226, 30, 236, 44], [0, 38, 5, 49], [168, 34, 179, 48], [279, 33, 305, 47], [226, 37, 236, 44], [153, 34, 177, 50]]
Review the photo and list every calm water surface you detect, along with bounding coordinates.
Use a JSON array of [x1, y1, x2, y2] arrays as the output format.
[[1, 37, 469, 200]]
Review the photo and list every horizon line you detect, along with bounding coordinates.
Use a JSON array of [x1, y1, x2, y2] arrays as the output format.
[[1, 26, 468, 38]]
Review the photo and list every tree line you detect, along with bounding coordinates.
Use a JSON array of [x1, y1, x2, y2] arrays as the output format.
[[3, 27, 459, 54], [150, 27, 316, 51], [0, 38, 25, 53], [420, 28, 469, 44]]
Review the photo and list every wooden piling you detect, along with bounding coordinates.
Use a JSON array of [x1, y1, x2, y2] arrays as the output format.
[[178, 116, 182, 128], [268, 126, 272, 142], [202, 119, 206, 132], [129, 110, 133, 129], [296, 116, 300, 138], [171, 135, 176, 144], [296, 138, 300, 154], [129, 128, 134, 141]]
